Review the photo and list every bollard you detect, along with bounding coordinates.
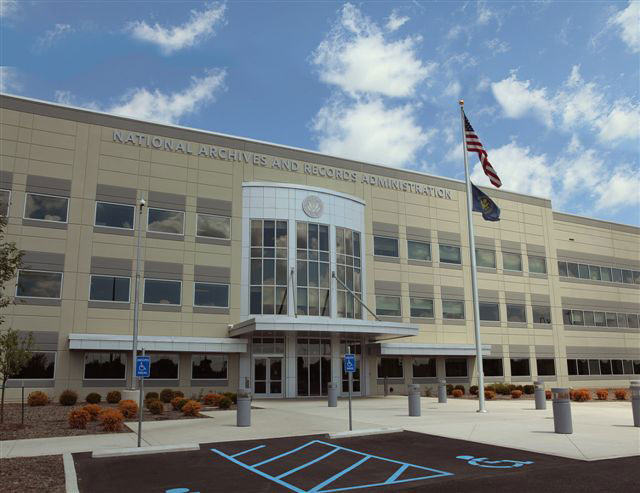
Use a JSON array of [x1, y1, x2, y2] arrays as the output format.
[[631, 380, 640, 428], [408, 384, 421, 417], [551, 388, 572, 434], [328, 382, 338, 407], [236, 390, 251, 427], [534, 380, 546, 410], [384, 377, 389, 397], [438, 379, 447, 404]]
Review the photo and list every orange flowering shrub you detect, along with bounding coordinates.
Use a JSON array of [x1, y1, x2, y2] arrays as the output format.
[[68, 408, 90, 429], [203, 393, 222, 406], [28, 391, 49, 406], [511, 390, 523, 399], [99, 409, 124, 432], [82, 404, 102, 421], [545, 390, 552, 400], [595, 389, 608, 400], [484, 389, 496, 400], [452, 389, 463, 398], [572, 389, 591, 402], [182, 400, 202, 416], [117, 399, 138, 419], [614, 389, 627, 400]]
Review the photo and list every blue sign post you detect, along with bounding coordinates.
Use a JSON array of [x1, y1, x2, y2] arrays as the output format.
[[135, 353, 150, 447], [344, 352, 356, 431]]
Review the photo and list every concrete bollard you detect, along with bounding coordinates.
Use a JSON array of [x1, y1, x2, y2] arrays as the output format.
[[384, 377, 389, 397], [328, 382, 338, 407], [631, 380, 640, 428], [408, 384, 421, 417], [534, 380, 546, 410], [551, 388, 572, 434], [236, 390, 251, 427], [438, 379, 447, 404]]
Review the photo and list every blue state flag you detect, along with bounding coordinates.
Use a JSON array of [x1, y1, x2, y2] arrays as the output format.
[[472, 183, 500, 221]]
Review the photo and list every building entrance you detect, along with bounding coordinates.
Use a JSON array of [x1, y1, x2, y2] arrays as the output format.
[[254, 357, 283, 397], [296, 338, 331, 396]]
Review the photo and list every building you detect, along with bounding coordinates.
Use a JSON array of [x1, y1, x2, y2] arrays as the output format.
[[1, 93, 639, 401]]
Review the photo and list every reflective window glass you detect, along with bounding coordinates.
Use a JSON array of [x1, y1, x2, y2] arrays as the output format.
[[443, 300, 465, 319], [479, 302, 499, 321], [376, 296, 401, 317], [611, 268, 623, 282], [600, 267, 612, 282], [557, 261, 568, 277], [445, 358, 468, 377], [606, 312, 618, 327], [90, 275, 130, 302], [378, 357, 403, 378], [147, 208, 184, 234], [24, 193, 68, 222], [439, 245, 461, 264], [410, 297, 433, 318], [510, 358, 530, 376], [408, 241, 431, 261], [622, 270, 633, 284], [536, 358, 555, 376], [589, 265, 601, 281], [627, 314, 639, 328], [197, 214, 230, 239], [476, 249, 496, 268], [578, 264, 590, 279], [191, 354, 227, 379], [483, 358, 503, 376], [503, 252, 522, 271], [149, 354, 178, 379], [194, 283, 229, 307], [567, 263, 579, 278], [532, 305, 551, 324], [507, 304, 526, 323], [0, 189, 10, 216], [528, 256, 546, 274], [17, 270, 62, 298], [583, 311, 595, 326], [567, 359, 577, 375], [570, 310, 584, 325], [412, 357, 436, 377], [374, 237, 398, 257], [84, 352, 125, 379], [95, 202, 134, 229], [144, 279, 181, 305], [594, 311, 606, 326], [11, 352, 55, 379]]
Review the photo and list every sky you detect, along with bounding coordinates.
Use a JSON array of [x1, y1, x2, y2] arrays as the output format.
[[1, 1, 639, 225]]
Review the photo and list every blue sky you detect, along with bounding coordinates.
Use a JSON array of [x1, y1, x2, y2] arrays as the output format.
[[1, 1, 638, 225]]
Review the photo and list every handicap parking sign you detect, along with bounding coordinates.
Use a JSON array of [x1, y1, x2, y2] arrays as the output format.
[[344, 354, 356, 373], [136, 356, 150, 378]]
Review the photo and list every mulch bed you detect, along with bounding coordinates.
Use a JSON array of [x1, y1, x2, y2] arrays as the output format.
[[0, 455, 65, 492], [0, 401, 217, 441]]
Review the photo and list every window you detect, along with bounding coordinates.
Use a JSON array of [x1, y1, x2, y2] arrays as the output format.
[[335, 226, 361, 319], [95, 202, 134, 229], [251, 219, 288, 315], [578, 264, 590, 279], [589, 265, 601, 281], [567, 263, 579, 278], [634, 271, 640, 285], [589, 359, 601, 375], [11, 352, 55, 379], [378, 357, 403, 378], [410, 297, 434, 318], [445, 358, 467, 377], [628, 314, 639, 328], [483, 358, 503, 377], [374, 236, 398, 257], [149, 354, 178, 379], [252, 337, 285, 354], [84, 352, 125, 379], [24, 193, 68, 222], [622, 270, 633, 284], [600, 359, 612, 375], [408, 240, 431, 261], [443, 300, 464, 319], [510, 358, 530, 376], [600, 267, 612, 282], [570, 310, 584, 325], [611, 268, 623, 283], [412, 357, 436, 377], [17, 270, 62, 298], [89, 275, 130, 302], [612, 360, 624, 375], [191, 354, 228, 379], [503, 252, 522, 271], [528, 256, 546, 274], [594, 312, 606, 326], [196, 214, 231, 239], [147, 208, 184, 235], [606, 312, 618, 327], [507, 304, 526, 323], [567, 359, 577, 375], [144, 279, 181, 305], [476, 249, 496, 268], [479, 302, 499, 321], [0, 189, 9, 216], [584, 311, 595, 326], [532, 305, 551, 324], [536, 358, 555, 376], [376, 296, 401, 317], [298, 222, 330, 317], [194, 283, 229, 308], [439, 245, 461, 264], [557, 261, 568, 277], [576, 359, 589, 375]]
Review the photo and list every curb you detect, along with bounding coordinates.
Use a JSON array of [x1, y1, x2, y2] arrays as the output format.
[[92, 443, 200, 458], [328, 428, 404, 439], [63, 453, 79, 493]]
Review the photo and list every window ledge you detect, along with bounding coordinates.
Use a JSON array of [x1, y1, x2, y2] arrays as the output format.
[[142, 304, 181, 312], [88, 301, 130, 309], [22, 219, 67, 230], [15, 297, 61, 306], [93, 226, 134, 237], [374, 255, 400, 264]]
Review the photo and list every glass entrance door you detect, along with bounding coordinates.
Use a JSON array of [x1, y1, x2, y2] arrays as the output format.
[[254, 357, 283, 397], [297, 338, 331, 396], [341, 339, 362, 396]]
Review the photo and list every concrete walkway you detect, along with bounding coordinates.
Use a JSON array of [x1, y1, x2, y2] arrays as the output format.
[[1, 396, 638, 461]]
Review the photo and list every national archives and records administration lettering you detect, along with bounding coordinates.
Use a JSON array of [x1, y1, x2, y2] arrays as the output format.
[[113, 130, 454, 200]]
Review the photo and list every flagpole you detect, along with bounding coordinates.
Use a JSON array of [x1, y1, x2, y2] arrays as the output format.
[[459, 100, 487, 413]]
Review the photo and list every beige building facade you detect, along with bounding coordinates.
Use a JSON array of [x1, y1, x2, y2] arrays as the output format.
[[1, 93, 639, 401]]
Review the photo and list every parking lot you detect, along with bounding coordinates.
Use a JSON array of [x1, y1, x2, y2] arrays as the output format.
[[73, 431, 640, 492]]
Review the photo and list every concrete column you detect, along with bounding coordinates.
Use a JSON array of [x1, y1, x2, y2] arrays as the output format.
[[285, 333, 297, 397], [239, 349, 251, 394], [331, 333, 341, 394]]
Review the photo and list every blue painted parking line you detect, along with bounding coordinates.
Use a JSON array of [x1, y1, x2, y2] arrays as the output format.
[[456, 455, 534, 469], [211, 439, 453, 492]]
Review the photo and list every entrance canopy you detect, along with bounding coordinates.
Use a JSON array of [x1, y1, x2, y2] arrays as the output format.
[[229, 317, 419, 341], [372, 342, 491, 356], [69, 333, 248, 353]]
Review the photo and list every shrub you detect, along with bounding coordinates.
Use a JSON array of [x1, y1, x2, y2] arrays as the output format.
[[484, 390, 496, 400], [523, 385, 535, 395], [223, 392, 237, 404], [173, 390, 185, 398], [545, 390, 552, 400], [595, 389, 608, 400], [182, 400, 202, 416], [507, 384, 517, 392], [170, 396, 182, 410], [118, 399, 138, 418], [160, 389, 174, 403], [59, 390, 78, 406], [614, 389, 627, 400], [218, 396, 232, 409], [511, 390, 523, 399], [28, 391, 48, 406], [452, 389, 463, 398], [83, 404, 102, 421], [572, 389, 591, 402], [145, 392, 159, 401], [493, 383, 511, 395], [203, 393, 222, 406], [68, 408, 90, 429], [148, 400, 164, 415], [106, 391, 121, 404], [469, 385, 478, 396], [99, 409, 124, 432], [85, 392, 101, 404], [446, 384, 453, 395], [454, 385, 465, 394]]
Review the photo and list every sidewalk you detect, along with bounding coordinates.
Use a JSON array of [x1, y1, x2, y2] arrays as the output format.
[[2, 396, 638, 461]]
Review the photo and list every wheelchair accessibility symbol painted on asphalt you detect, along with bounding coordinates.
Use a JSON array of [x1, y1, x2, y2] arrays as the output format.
[[456, 455, 533, 469], [165, 489, 200, 493]]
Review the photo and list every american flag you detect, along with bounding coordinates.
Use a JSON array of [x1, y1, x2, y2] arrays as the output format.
[[464, 112, 502, 188]]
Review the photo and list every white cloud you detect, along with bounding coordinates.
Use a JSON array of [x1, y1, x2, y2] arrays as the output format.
[[55, 69, 226, 124], [485, 38, 510, 54], [594, 166, 640, 211], [608, 1, 639, 53], [476, 1, 498, 25], [491, 73, 554, 127], [385, 10, 409, 32], [36, 24, 73, 51], [443, 80, 461, 98], [0, 66, 21, 93], [0, 0, 19, 18], [596, 99, 640, 142], [127, 3, 226, 54], [312, 97, 433, 167], [312, 3, 435, 98], [476, 76, 491, 92]]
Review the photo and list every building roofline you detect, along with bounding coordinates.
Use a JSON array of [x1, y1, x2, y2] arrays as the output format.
[[552, 210, 639, 231]]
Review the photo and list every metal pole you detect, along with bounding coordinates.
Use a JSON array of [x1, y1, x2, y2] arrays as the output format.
[[131, 196, 145, 390], [21, 384, 24, 425], [137, 348, 145, 447], [348, 346, 353, 431], [332, 272, 380, 321], [459, 100, 486, 413]]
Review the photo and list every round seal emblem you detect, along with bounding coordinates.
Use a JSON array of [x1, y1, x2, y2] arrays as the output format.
[[302, 195, 324, 218]]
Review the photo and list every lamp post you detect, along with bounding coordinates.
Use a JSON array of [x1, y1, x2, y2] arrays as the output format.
[[130, 195, 145, 390]]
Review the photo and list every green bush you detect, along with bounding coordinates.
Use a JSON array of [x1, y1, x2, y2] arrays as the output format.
[[175, 398, 189, 411], [106, 391, 121, 404], [159, 389, 174, 403], [145, 392, 159, 401], [223, 392, 237, 404], [469, 385, 479, 396], [218, 396, 232, 409], [173, 390, 184, 398], [148, 400, 164, 415], [454, 385, 465, 394], [523, 385, 535, 395], [59, 390, 78, 406], [493, 383, 511, 395], [446, 384, 454, 395], [85, 392, 102, 404]]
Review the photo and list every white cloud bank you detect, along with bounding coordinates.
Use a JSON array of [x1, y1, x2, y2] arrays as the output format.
[[0, 0, 19, 18], [36, 24, 73, 51], [608, 0, 639, 53], [0, 66, 21, 93], [127, 3, 226, 54]]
